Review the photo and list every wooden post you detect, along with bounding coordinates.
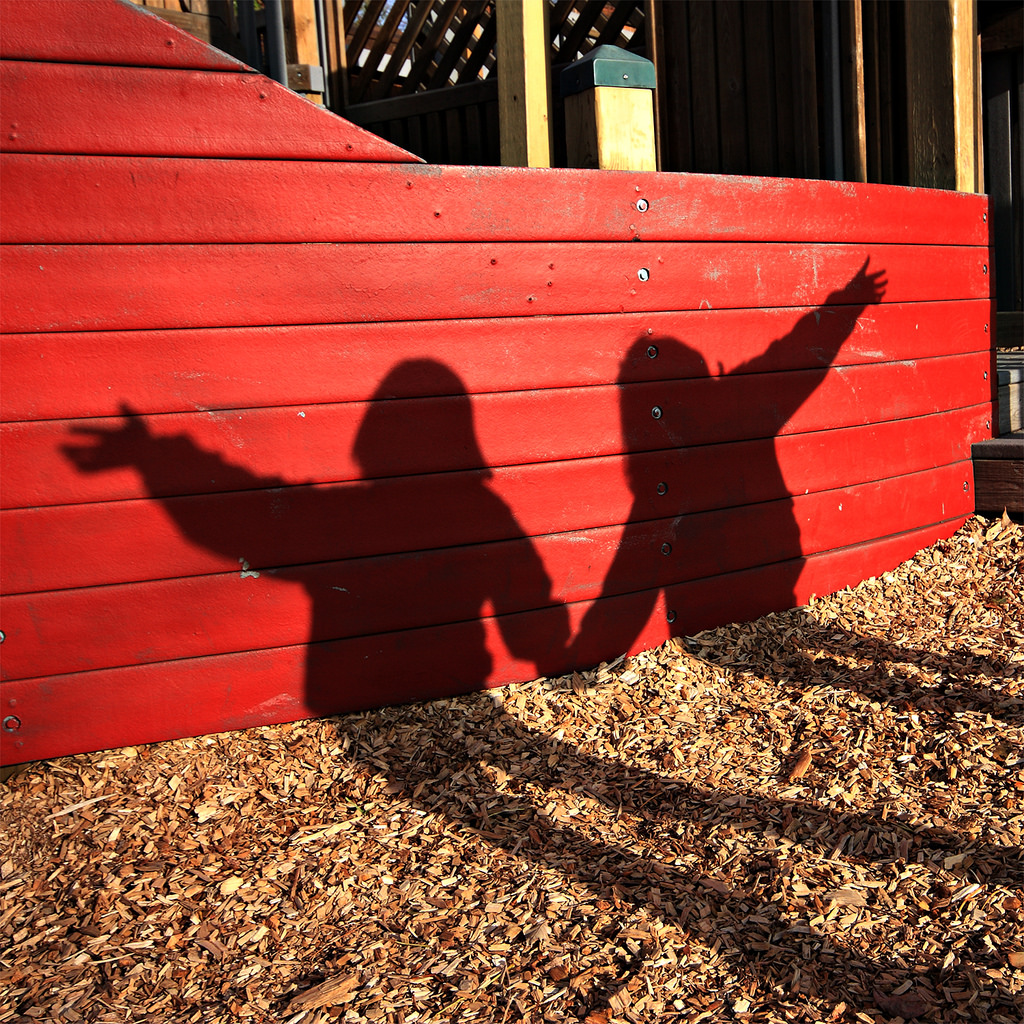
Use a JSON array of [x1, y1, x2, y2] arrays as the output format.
[[950, 0, 980, 192], [284, 0, 324, 104], [323, 0, 349, 114], [841, 0, 867, 182], [904, 0, 981, 192], [644, 0, 664, 171], [561, 46, 657, 172], [496, 0, 552, 168]]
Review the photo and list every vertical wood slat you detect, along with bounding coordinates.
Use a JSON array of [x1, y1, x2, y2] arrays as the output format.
[[904, 0, 955, 189], [644, 0, 665, 171], [715, 0, 747, 174], [743, 0, 777, 175], [286, 0, 323, 103], [984, 51, 1018, 311], [324, 0, 349, 113], [688, 0, 719, 173], [497, 0, 551, 167], [841, 0, 868, 182], [792, 0, 820, 178], [771, 1, 798, 178]]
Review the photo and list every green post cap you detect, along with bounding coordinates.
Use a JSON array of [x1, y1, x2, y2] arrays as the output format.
[[559, 45, 656, 97]]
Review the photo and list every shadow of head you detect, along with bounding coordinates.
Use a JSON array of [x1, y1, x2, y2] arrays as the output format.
[[352, 359, 490, 479]]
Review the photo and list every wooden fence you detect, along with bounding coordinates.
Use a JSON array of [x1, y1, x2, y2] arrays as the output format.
[[0, 0, 995, 765]]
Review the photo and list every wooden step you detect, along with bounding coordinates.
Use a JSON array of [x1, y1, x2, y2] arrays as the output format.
[[997, 349, 1023, 435], [973, 432, 1023, 519]]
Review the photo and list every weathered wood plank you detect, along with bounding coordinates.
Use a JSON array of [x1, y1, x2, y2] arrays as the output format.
[[0, 517, 968, 765], [973, 455, 1024, 517], [0, 61, 419, 162], [0, 154, 990, 246], [3, 350, 991, 509], [0, 299, 990, 423], [0, 242, 987, 334], [0, 0, 245, 69], [2, 461, 971, 681], [1, 403, 989, 595]]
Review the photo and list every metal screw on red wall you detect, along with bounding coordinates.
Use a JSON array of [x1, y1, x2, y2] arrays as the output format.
[[661, 543, 672, 555], [647, 345, 658, 358], [651, 406, 662, 419], [636, 198, 649, 212], [667, 610, 677, 623], [638, 268, 650, 281], [657, 482, 668, 495], [2, 716, 21, 732]]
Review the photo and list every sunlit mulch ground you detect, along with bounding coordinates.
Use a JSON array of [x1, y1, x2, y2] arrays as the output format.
[[2, 514, 1022, 1024]]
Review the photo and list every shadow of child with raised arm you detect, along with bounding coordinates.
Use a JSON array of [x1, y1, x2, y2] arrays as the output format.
[[63, 359, 571, 716], [570, 257, 887, 668]]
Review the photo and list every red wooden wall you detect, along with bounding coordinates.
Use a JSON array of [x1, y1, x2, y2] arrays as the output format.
[[0, 1, 995, 765]]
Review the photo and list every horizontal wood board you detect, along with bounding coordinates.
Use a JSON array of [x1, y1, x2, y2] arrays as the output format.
[[0, 519, 968, 765], [0, 404, 988, 597], [0, 242, 988, 335], [1, 462, 973, 682], [0, 300, 992, 423], [0, 0, 246, 70], [2, 353, 992, 510], [0, 155, 990, 246], [0, 61, 419, 163]]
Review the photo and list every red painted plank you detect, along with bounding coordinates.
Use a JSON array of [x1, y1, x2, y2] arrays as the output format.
[[1, 462, 971, 681], [2, 351, 992, 509], [0, 0, 246, 70], [0, 154, 991, 246], [0, 517, 967, 765], [0, 242, 987, 334], [0, 300, 990, 423], [1, 404, 989, 595], [0, 61, 420, 163]]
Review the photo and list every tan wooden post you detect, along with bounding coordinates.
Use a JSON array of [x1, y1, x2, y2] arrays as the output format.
[[285, 0, 324, 104], [841, 0, 868, 183], [904, 0, 981, 191], [496, 0, 552, 168], [950, 0, 981, 192], [561, 46, 657, 172]]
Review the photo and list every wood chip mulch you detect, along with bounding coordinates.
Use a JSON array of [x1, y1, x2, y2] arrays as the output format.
[[2, 514, 1022, 1024]]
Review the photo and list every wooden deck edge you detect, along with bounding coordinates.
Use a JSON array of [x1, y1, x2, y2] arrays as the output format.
[[973, 433, 1023, 518]]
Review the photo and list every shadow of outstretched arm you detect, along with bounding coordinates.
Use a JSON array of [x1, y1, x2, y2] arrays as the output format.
[[731, 257, 887, 419], [62, 402, 289, 558]]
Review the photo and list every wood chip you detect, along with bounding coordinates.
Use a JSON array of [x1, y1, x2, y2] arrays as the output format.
[[2, 515, 1022, 1023]]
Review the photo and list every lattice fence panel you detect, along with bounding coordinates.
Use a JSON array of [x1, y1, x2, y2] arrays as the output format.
[[344, 0, 646, 104]]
